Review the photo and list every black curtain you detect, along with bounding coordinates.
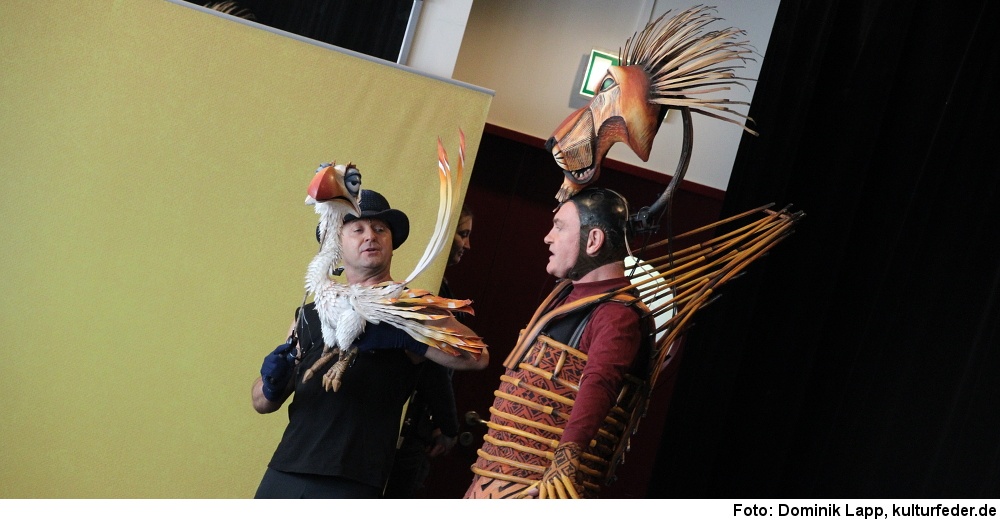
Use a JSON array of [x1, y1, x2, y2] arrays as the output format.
[[197, 0, 414, 62], [648, 0, 1000, 497]]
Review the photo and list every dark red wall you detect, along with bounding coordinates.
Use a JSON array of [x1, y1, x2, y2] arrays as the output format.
[[416, 124, 726, 498]]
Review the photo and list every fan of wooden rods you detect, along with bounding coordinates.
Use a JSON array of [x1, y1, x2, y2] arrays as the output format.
[[621, 203, 803, 389]]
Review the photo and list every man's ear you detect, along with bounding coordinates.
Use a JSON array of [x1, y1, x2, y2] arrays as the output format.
[[585, 227, 605, 256]]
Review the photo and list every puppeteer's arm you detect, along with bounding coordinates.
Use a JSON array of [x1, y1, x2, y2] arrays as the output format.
[[420, 316, 489, 371]]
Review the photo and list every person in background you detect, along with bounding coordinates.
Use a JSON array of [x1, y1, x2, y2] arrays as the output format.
[[383, 205, 474, 498], [440, 205, 473, 299]]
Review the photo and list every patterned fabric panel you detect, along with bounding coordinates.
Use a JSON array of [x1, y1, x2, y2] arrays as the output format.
[[467, 337, 609, 497]]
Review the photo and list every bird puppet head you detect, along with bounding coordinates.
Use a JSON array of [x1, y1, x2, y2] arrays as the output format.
[[306, 162, 363, 242], [306, 162, 362, 210]]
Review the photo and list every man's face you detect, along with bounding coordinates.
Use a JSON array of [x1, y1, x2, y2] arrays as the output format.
[[448, 215, 473, 266], [340, 218, 393, 273], [543, 202, 581, 278]]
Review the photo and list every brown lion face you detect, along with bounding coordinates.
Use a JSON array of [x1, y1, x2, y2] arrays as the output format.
[[546, 65, 662, 202]]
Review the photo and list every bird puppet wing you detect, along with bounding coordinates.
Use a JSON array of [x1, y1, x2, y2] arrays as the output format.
[[369, 131, 484, 357], [356, 283, 485, 357]]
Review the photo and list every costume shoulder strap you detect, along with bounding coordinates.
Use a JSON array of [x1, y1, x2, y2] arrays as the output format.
[[503, 282, 644, 369]]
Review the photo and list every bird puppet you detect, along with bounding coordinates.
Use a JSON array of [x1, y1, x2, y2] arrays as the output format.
[[296, 131, 486, 391]]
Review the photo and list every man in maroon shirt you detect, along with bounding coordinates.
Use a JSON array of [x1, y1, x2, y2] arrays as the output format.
[[464, 187, 648, 499]]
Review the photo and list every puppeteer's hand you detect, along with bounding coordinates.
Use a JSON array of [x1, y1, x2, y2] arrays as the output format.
[[260, 342, 296, 401], [426, 428, 457, 458], [524, 442, 583, 499]]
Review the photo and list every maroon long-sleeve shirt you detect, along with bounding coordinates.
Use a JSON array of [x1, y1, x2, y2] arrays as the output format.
[[556, 277, 642, 446]]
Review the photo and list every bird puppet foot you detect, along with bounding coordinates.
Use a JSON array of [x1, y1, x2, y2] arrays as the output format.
[[301, 348, 339, 384], [322, 346, 358, 392]]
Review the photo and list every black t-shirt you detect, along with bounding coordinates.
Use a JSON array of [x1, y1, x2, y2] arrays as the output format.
[[267, 303, 426, 488]]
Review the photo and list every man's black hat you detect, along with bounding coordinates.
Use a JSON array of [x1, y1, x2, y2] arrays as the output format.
[[343, 189, 410, 249]]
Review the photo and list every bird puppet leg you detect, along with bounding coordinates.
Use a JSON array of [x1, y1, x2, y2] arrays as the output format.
[[301, 348, 340, 384], [322, 346, 358, 392]]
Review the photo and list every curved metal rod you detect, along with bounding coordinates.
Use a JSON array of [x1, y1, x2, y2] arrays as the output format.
[[629, 106, 693, 234]]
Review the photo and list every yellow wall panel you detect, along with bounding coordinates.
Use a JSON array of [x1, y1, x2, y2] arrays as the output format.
[[0, 0, 492, 497]]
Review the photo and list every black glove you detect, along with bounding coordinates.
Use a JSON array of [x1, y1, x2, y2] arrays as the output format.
[[260, 342, 296, 401]]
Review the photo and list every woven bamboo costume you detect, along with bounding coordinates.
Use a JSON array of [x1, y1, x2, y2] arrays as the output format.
[[464, 278, 653, 498]]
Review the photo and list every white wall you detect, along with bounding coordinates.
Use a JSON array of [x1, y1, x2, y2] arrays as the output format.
[[448, 0, 781, 192], [405, 0, 475, 78]]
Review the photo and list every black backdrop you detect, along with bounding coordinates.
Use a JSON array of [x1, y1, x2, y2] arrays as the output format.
[[192, 0, 414, 62], [648, 0, 1000, 497]]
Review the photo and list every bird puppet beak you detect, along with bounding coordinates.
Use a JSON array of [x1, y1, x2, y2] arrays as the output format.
[[305, 165, 362, 215]]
